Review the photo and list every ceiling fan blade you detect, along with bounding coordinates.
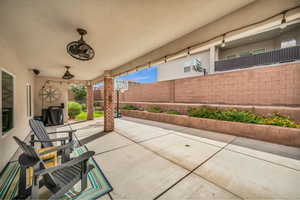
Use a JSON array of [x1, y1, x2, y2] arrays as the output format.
[[81, 53, 90, 58]]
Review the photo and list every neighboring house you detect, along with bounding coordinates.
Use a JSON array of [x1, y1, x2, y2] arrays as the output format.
[[157, 50, 210, 81], [157, 22, 300, 81], [219, 23, 300, 60]]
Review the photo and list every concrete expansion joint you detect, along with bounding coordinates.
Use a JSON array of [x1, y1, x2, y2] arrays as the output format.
[[113, 126, 242, 200], [223, 144, 300, 173], [94, 143, 134, 157], [153, 137, 241, 200]]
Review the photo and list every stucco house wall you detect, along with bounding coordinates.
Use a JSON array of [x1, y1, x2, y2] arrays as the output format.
[[0, 38, 35, 171], [157, 50, 210, 81], [34, 76, 69, 123]]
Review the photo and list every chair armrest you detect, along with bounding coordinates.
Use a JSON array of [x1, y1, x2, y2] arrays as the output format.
[[48, 130, 76, 135], [31, 137, 70, 143], [48, 130, 75, 143], [18, 154, 39, 168], [38, 142, 74, 156], [36, 151, 95, 176]]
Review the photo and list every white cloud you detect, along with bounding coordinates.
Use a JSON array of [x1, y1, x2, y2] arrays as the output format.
[[132, 76, 149, 81]]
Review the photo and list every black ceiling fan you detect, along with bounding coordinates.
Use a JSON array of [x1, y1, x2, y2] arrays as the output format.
[[67, 28, 95, 61]]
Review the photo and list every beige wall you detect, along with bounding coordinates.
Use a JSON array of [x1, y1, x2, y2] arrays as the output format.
[[34, 76, 69, 122], [0, 37, 35, 171], [157, 50, 210, 81]]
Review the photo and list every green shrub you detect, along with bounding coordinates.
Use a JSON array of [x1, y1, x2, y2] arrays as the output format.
[[147, 107, 163, 113], [71, 85, 86, 104], [166, 110, 181, 115], [68, 101, 82, 119], [122, 105, 138, 110], [187, 107, 300, 128], [188, 107, 218, 118], [263, 113, 300, 128], [81, 104, 87, 112], [215, 109, 264, 124]]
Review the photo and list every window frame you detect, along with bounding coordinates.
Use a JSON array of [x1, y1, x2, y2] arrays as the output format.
[[184, 66, 191, 73], [252, 48, 266, 55], [239, 51, 252, 57], [226, 54, 236, 59], [26, 83, 32, 117], [281, 39, 296, 48], [1, 68, 16, 136]]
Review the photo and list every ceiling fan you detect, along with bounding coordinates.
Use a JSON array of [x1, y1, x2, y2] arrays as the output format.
[[66, 28, 95, 61]]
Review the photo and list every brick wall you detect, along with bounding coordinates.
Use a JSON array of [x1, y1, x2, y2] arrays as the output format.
[[121, 81, 172, 102], [95, 63, 300, 106], [121, 110, 300, 147], [175, 63, 300, 106], [94, 88, 103, 101], [104, 76, 114, 132]]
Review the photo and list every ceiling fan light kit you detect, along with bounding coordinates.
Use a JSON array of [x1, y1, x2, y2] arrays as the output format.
[[62, 66, 75, 80]]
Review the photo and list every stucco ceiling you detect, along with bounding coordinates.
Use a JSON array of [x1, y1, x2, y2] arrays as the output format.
[[0, 0, 254, 80]]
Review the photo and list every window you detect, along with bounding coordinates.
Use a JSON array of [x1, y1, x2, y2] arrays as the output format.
[[281, 39, 296, 48], [184, 66, 191, 73], [1, 70, 14, 134], [226, 54, 236, 59], [252, 48, 266, 55], [26, 84, 32, 117], [240, 51, 252, 57]]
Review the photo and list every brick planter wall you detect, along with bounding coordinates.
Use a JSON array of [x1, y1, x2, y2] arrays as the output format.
[[121, 109, 300, 147], [118, 102, 300, 123]]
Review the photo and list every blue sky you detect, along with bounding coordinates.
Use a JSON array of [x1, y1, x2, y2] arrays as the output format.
[[95, 66, 157, 87], [118, 66, 157, 83]]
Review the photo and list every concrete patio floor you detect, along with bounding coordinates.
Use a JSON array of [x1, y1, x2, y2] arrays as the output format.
[[66, 117, 300, 200]]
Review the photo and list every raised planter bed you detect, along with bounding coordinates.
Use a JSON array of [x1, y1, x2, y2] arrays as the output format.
[[121, 109, 300, 147], [117, 102, 300, 123]]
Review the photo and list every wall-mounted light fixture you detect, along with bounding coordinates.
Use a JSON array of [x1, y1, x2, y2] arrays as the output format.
[[186, 47, 191, 58], [280, 12, 287, 29], [221, 34, 226, 48], [32, 69, 40, 75]]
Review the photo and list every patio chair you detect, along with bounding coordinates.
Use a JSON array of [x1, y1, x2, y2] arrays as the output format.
[[29, 119, 77, 162], [13, 136, 95, 200]]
